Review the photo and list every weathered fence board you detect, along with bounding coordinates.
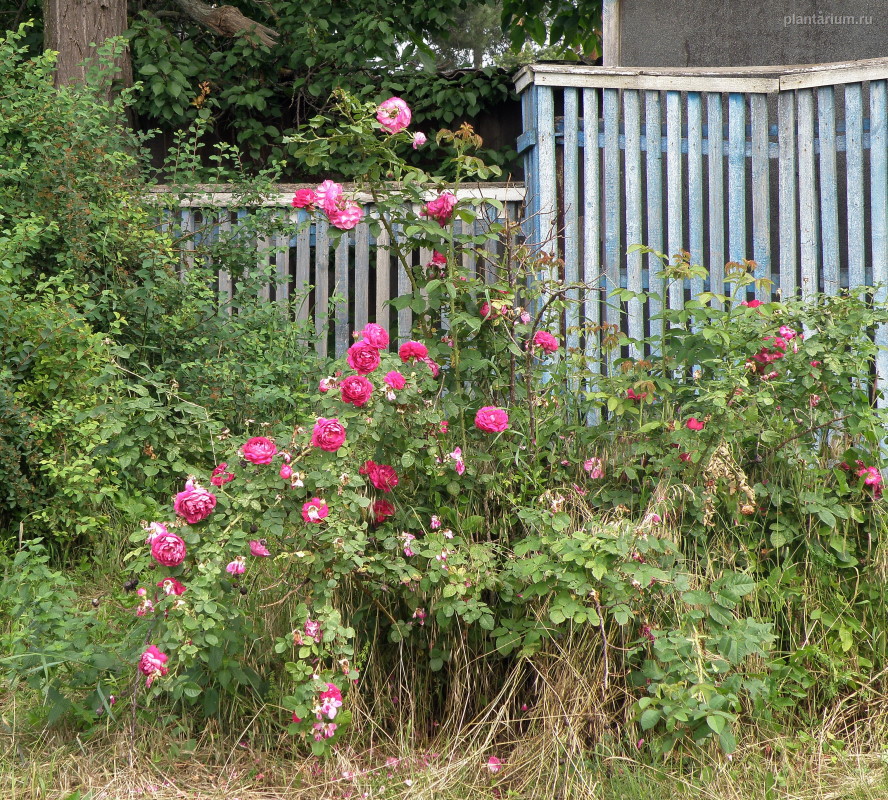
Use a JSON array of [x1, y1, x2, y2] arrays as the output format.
[[156, 186, 522, 358], [515, 59, 888, 406]]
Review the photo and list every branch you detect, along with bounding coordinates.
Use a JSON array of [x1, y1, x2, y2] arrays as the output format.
[[173, 0, 279, 47]]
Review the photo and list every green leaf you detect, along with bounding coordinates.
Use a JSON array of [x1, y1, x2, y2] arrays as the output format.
[[706, 714, 726, 734], [639, 707, 661, 730]]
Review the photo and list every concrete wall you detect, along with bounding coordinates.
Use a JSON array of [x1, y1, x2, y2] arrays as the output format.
[[620, 0, 887, 67]]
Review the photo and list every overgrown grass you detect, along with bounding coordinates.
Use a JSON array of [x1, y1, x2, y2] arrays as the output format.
[[2, 709, 887, 800]]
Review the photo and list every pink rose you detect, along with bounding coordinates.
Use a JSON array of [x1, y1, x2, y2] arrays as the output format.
[[486, 756, 503, 773], [315, 180, 343, 215], [302, 498, 330, 523], [399, 340, 428, 362], [686, 417, 705, 431], [475, 406, 509, 433], [340, 374, 374, 407], [173, 479, 217, 524], [532, 330, 559, 354], [311, 417, 347, 451], [431, 250, 447, 265], [226, 557, 245, 575], [384, 370, 406, 390], [372, 499, 395, 524], [250, 539, 271, 557], [327, 200, 363, 231], [412, 131, 427, 149], [291, 188, 318, 209], [157, 577, 187, 596], [138, 645, 169, 685], [143, 521, 168, 543], [359, 322, 390, 349], [423, 357, 440, 377], [376, 97, 412, 134], [741, 298, 764, 308], [319, 377, 334, 393], [347, 341, 381, 374], [479, 301, 497, 320], [280, 463, 293, 480], [583, 457, 604, 479], [368, 462, 399, 493], [151, 531, 186, 567], [210, 462, 235, 486], [242, 436, 277, 465], [421, 191, 457, 226]]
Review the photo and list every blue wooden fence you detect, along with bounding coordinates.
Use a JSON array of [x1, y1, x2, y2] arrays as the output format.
[[155, 185, 524, 358], [514, 58, 888, 397]]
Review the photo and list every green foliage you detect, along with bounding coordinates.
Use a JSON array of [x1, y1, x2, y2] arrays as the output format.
[[0, 25, 323, 549], [126, 1, 518, 174], [0, 539, 134, 727]]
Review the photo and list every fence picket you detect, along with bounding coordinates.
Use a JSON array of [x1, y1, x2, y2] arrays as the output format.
[[645, 90, 665, 338], [797, 88, 818, 300], [707, 93, 725, 304], [817, 86, 840, 296], [750, 94, 771, 299], [777, 91, 798, 297], [624, 89, 643, 355], [846, 83, 865, 289]]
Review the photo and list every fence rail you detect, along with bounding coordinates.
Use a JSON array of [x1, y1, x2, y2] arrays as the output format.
[[150, 184, 524, 358], [514, 57, 888, 397]]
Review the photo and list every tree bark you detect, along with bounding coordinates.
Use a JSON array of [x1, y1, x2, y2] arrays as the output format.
[[43, 0, 132, 92]]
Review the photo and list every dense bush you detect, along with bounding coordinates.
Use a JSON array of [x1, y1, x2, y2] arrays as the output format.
[[0, 26, 322, 549], [6, 89, 887, 766]]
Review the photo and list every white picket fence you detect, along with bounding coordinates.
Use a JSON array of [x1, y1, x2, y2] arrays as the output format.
[[152, 184, 525, 358]]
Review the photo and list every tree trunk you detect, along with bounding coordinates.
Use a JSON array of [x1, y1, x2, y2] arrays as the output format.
[[43, 0, 132, 93]]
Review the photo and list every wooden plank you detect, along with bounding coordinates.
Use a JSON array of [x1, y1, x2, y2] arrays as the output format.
[[603, 87, 621, 335], [871, 80, 888, 407], [257, 230, 271, 302], [666, 90, 683, 311], [396, 226, 412, 341], [645, 90, 664, 341], [777, 91, 798, 297], [295, 212, 311, 318], [707, 93, 725, 305], [521, 87, 540, 248], [180, 208, 195, 281], [750, 93, 771, 300], [375, 222, 391, 331], [845, 83, 865, 290], [537, 85, 558, 256], [354, 220, 370, 330], [624, 88, 643, 355], [523, 70, 780, 95], [797, 88, 817, 301], [314, 219, 330, 357], [513, 58, 888, 94], [217, 211, 232, 316], [334, 231, 350, 357], [582, 87, 601, 421], [687, 91, 704, 298], [602, 0, 621, 66], [817, 86, 840, 296], [277, 211, 292, 307], [564, 87, 580, 354], [727, 92, 747, 297]]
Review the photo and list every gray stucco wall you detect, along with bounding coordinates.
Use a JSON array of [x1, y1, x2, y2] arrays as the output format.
[[620, 0, 887, 67]]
